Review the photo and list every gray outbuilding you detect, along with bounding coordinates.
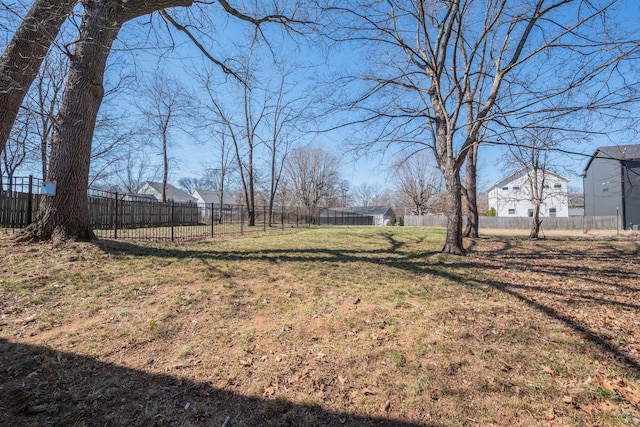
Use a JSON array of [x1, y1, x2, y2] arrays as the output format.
[[582, 144, 640, 230]]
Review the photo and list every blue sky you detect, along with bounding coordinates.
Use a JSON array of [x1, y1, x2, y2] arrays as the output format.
[[4, 1, 640, 195]]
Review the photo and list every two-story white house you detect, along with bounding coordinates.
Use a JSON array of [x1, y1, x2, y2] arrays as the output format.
[[487, 167, 569, 217]]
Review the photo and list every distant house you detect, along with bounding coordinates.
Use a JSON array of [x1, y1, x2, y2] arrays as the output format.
[[320, 206, 396, 226], [137, 181, 197, 203], [191, 189, 234, 207], [191, 189, 234, 220], [487, 167, 569, 218], [582, 144, 640, 230]]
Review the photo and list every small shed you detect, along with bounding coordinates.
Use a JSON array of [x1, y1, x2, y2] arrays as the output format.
[[319, 206, 396, 226]]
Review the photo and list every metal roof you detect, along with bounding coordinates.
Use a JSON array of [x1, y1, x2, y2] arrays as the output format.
[[582, 144, 640, 175]]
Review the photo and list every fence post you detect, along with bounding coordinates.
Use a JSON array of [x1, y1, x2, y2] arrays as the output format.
[[281, 206, 284, 230], [263, 205, 266, 231], [171, 201, 175, 242], [211, 202, 214, 238], [114, 192, 118, 240], [26, 175, 34, 226]]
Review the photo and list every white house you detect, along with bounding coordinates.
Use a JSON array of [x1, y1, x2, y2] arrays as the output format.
[[487, 167, 569, 218], [191, 188, 234, 207], [191, 188, 234, 220], [137, 181, 197, 203]]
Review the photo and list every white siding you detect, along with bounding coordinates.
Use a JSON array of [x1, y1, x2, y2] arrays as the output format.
[[487, 169, 569, 218]]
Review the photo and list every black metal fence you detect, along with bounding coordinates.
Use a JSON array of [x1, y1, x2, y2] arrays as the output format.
[[1, 176, 374, 242]]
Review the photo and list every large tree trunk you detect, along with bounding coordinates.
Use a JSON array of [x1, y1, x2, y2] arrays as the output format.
[[463, 144, 479, 238], [17, 1, 123, 243], [529, 202, 542, 239], [442, 167, 466, 255], [0, 0, 76, 154]]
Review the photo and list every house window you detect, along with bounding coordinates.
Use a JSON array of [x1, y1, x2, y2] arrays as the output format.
[[543, 184, 550, 189], [512, 186, 520, 190], [554, 183, 562, 189], [508, 208, 516, 215], [501, 186, 509, 191], [549, 208, 557, 217], [602, 188, 609, 192], [528, 209, 534, 217]]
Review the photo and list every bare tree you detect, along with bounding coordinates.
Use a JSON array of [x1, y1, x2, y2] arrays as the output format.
[[0, 0, 76, 155], [198, 42, 310, 227], [286, 146, 340, 212], [25, 52, 67, 179], [16, 0, 309, 242], [393, 150, 441, 215], [205, 68, 262, 226], [329, 0, 640, 254], [2, 107, 35, 187], [351, 182, 379, 207], [504, 127, 566, 239], [116, 148, 159, 193], [137, 72, 191, 202], [263, 65, 308, 226]]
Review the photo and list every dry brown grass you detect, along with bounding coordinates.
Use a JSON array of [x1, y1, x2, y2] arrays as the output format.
[[1, 227, 639, 426]]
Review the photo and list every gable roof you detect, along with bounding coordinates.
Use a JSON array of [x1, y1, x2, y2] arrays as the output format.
[[487, 166, 569, 192], [583, 144, 640, 175], [139, 181, 197, 203], [192, 188, 234, 205]]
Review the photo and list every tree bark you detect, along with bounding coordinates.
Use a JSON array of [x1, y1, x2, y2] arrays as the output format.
[[529, 201, 542, 239], [14, 0, 193, 243], [442, 167, 466, 255], [463, 144, 479, 238], [17, 1, 124, 243], [0, 0, 76, 155]]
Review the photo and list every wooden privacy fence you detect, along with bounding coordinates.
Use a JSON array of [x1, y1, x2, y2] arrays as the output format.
[[0, 176, 41, 229], [88, 196, 200, 229], [404, 215, 620, 230]]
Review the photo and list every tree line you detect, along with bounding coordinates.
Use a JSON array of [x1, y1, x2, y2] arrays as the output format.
[[1, 0, 639, 253]]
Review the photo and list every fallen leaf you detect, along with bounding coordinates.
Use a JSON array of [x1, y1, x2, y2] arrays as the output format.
[[545, 408, 555, 421]]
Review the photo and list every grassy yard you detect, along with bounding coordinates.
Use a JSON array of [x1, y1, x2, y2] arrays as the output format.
[[1, 227, 639, 426]]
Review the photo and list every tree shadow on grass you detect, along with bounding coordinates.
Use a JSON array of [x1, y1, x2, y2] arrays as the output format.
[[0, 339, 429, 427], [90, 236, 640, 377]]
